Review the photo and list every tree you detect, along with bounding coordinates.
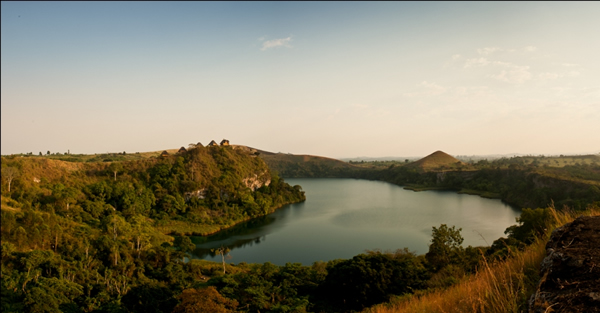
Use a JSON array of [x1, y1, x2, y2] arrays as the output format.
[[121, 283, 177, 313], [23, 277, 83, 313], [130, 215, 153, 258], [108, 162, 123, 181], [52, 184, 80, 212], [2, 166, 19, 193], [172, 287, 238, 313], [103, 214, 130, 241], [425, 224, 464, 272], [174, 236, 196, 254], [504, 207, 551, 244], [211, 246, 231, 274], [13, 226, 27, 247], [319, 251, 427, 311]]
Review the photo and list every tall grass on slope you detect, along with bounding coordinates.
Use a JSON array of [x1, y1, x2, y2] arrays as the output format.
[[366, 207, 599, 313]]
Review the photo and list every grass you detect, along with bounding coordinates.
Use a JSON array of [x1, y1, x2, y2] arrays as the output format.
[[364, 206, 599, 313], [403, 185, 453, 192], [457, 189, 501, 199], [2, 149, 178, 163]]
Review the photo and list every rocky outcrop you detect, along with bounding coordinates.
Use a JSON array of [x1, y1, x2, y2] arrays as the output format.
[[242, 171, 271, 191], [184, 188, 207, 200], [529, 216, 600, 313], [183, 171, 271, 200]]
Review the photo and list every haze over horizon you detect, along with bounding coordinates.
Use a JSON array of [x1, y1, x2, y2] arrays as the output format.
[[2, 2, 599, 158]]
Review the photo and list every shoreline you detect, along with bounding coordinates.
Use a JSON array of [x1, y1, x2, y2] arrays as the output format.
[[158, 199, 306, 237]]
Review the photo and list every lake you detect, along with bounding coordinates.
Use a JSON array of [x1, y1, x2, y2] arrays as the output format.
[[189, 178, 520, 265]]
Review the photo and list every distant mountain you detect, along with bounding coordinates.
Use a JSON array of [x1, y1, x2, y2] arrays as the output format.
[[340, 156, 421, 162], [406, 150, 466, 171]]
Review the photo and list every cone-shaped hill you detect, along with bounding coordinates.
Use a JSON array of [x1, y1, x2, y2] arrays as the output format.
[[407, 150, 466, 171]]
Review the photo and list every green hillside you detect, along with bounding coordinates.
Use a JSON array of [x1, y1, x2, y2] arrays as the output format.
[[1, 144, 306, 236]]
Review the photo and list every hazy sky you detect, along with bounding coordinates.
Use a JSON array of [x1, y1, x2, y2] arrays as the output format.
[[2, 2, 599, 158]]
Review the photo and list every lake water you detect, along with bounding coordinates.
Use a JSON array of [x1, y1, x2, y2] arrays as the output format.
[[189, 178, 520, 265]]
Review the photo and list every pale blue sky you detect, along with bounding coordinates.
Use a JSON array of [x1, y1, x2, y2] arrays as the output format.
[[2, 2, 599, 157]]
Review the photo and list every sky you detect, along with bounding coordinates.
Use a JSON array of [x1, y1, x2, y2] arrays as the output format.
[[2, 2, 599, 158]]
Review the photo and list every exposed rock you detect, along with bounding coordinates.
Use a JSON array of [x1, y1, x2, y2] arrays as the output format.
[[529, 216, 600, 313], [184, 188, 207, 200], [243, 171, 271, 191]]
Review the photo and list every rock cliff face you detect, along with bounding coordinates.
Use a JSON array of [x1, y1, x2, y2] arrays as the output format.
[[529, 216, 600, 313], [184, 171, 271, 200], [242, 170, 271, 191]]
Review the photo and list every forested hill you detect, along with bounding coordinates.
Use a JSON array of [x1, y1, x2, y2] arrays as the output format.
[[1, 144, 306, 312], [1, 144, 306, 236]]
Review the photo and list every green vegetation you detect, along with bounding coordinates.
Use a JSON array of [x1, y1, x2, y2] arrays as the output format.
[[5, 150, 174, 163], [262, 150, 600, 210], [2, 145, 599, 312], [1, 145, 305, 312], [366, 206, 599, 313]]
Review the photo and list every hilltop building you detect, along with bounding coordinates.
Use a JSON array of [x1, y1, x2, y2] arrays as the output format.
[[207, 140, 218, 147], [177, 147, 187, 154], [220, 139, 230, 146], [160, 151, 169, 157]]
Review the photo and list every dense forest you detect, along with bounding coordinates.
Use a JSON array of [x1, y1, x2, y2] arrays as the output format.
[[2, 147, 599, 312], [1, 145, 306, 312]]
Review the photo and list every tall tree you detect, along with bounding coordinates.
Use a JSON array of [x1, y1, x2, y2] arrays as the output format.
[[2, 166, 19, 193], [108, 162, 123, 181], [211, 246, 231, 274]]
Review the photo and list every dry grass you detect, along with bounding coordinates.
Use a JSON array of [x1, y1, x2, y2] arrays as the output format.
[[365, 207, 599, 313], [407, 151, 472, 172], [1, 196, 21, 212]]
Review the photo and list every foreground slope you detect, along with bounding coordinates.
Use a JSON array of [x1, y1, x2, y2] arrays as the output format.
[[366, 207, 600, 313], [529, 216, 600, 313]]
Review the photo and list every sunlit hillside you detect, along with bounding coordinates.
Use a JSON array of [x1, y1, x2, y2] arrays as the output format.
[[365, 207, 600, 313]]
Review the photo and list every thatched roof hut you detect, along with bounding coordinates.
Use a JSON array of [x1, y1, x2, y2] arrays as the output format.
[[220, 139, 230, 146], [178, 147, 187, 154], [207, 140, 218, 147], [160, 150, 169, 157]]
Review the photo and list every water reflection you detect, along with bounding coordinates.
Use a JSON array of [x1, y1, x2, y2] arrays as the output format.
[[188, 178, 520, 265], [192, 235, 267, 258], [189, 210, 289, 259]]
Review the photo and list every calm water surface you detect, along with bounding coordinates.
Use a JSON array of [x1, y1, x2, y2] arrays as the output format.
[[190, 178, 520, 265]]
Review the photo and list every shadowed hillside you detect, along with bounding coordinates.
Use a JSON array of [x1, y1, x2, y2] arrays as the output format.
[[232, 145, 361, 178]]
